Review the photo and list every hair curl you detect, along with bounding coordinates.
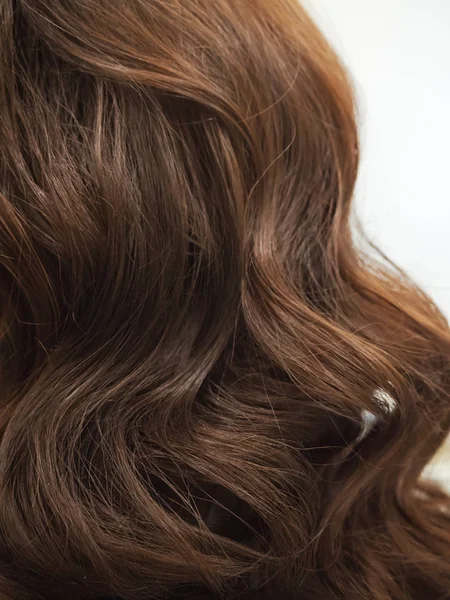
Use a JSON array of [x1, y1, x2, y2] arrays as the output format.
[[0, 1, 449, 599]]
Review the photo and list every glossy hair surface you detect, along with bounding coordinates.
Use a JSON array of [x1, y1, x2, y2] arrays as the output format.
[[0, 1, 449, 599]]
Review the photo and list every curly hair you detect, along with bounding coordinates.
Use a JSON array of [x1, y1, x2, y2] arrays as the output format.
[[0, 1, 449, 598]]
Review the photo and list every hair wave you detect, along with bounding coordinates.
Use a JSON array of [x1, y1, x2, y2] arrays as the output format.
[[0, 1, 449, 599]]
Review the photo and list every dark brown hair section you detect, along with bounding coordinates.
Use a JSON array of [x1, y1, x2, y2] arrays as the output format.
[[0, 0, 449, 598]]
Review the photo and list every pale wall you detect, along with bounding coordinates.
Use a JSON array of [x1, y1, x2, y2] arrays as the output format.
[[309, 0, 450, 316]]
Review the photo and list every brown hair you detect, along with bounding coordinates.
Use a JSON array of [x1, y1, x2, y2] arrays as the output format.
[[0, 0, 449, 598]]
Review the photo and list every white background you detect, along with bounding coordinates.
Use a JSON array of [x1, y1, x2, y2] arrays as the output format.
[[308, 0, 450, 317]]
